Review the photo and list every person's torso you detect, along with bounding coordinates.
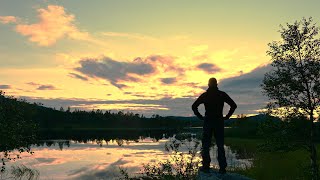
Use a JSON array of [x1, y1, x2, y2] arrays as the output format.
[[203, 90, 225, 118]]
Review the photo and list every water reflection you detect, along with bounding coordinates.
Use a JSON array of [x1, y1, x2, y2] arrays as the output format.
[[39, 129, 177, 143], [6, 132, 252, 180]]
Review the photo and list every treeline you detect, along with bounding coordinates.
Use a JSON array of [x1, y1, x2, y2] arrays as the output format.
[[36, 106, 204, 130], [0, 91, 202, 131]]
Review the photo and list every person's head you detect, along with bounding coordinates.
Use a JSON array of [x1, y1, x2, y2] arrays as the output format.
[[208, 78, 218, 88]]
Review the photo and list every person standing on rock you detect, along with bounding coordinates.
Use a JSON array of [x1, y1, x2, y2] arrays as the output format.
[[192, 77, 237, 174]]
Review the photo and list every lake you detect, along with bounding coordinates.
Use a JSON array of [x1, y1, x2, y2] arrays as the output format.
[[5, 132, 252, 180]]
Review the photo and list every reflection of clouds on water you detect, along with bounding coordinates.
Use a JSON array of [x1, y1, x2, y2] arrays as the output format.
[[35, 158, 56, 164], [110, 158, 131, 166], [34, 157, 67, 166], [10, 140, 168, 179], [22, 156, 68, 168], [8, 138, 252, 179], [34, 138, 168, 151], [71, 165, 121, 180], [70, 159, 139, 180], [67, 167, 89, 176]]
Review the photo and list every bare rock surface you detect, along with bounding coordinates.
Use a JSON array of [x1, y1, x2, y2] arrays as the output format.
[[197, 169, 253, 180]]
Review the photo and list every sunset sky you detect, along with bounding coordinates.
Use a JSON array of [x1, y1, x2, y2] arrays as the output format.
[[1, 0, 319, 116]]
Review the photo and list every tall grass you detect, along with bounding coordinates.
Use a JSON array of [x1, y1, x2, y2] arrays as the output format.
[[0, 165, 39, 180]]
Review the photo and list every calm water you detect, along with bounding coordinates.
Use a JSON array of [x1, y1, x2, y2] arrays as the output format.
[[6, 134, 252, 180]]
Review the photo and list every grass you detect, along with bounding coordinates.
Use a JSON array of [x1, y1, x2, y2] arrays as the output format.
[[243, 150, 311, 180], [0, 164, 39, 180], [225, 138, 320, 180], [118, 130, 320, 179], [118, 137, 319, 179], [225, 137, 261, 153]]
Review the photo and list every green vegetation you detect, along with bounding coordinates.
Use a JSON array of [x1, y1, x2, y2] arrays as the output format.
[[36, 109, 200, 130], [119, 138, 202, 180], [0, 93, 202, 131], [0, 165, 39, 180], [122, 138, 320, 180], [224, 115, 272, 138], [0, 91, 38, 172], [262, 17, 320, 178], [0, 90, 203, 138], [119, 137, 320, 180], [1, 90, 320, 179], [226, 138, 320, 180]]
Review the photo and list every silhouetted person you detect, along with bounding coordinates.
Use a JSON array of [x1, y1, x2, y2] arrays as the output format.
[[192, 78, 237, 174]]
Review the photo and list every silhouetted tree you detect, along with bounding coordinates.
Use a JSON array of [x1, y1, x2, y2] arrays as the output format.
[[59, 107, 64, 112], [262, 17, 320, 179], [0, 91, 38, 172]]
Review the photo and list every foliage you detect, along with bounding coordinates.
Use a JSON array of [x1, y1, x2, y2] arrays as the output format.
[[30, 105, 202, 131], [0, 91, 38, 172], [261, 17, 320, 179], [262, 17, 320, 114], [258, 114, 311, 151], [224, 114, 274, 138], [243, 147, 314, 180], [119, 136, 202, 180], [225, 138, 320, 180], [0, 164, 39, 180]]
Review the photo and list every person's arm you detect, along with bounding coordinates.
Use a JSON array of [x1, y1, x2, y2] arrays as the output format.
[[224, 92, 237, 120], [192, 93, 205, 120]]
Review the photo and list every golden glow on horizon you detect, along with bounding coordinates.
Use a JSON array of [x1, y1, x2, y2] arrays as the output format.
[[70, 103, 169, 111]]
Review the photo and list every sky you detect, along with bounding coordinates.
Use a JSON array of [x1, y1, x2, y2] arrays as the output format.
[[0, 0, 319, 116]]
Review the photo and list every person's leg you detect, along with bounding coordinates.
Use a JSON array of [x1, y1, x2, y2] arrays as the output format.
[[213, 122, 227, 172], [201, 124, 213, 169]]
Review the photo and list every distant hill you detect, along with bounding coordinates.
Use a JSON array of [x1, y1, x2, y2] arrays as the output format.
[[167, 114, 282, 127], [166, 116, 199, 121]]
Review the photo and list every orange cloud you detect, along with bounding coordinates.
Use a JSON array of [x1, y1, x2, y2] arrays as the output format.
[[14, 5, 89, 46], [0, 16, 18, 24]]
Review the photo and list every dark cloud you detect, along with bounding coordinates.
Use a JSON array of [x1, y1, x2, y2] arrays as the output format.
[[37, 85, 58, 90], [219, 64, 273, 114], [26, 82, 39, 86], [111, 83, 128, 89], [123, 91, 158, 98], [75, 57, 155, 89], [146, 55, 185, 75], [219, 65, 272, 93], [160, 77, 177, 85], [27, 82, 59, 90], [182, 82, 200, 89], [19, 65, 273, 116], [197, 63, 221, 73], [68, 73, 88, 81], [0, 85, 11, 89], [73, 55, 186, 89]]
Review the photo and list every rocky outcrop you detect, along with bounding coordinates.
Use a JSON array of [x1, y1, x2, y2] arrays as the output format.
[[197, 169, 253, 180]]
